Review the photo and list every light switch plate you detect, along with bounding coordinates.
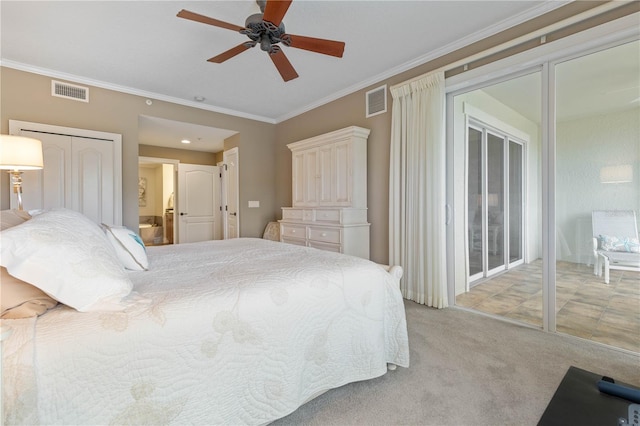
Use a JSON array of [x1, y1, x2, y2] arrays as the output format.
[[248, 200, 259, 208]]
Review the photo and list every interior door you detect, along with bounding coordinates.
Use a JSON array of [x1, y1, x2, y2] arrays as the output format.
[[223, 147, 239, 239], [177, 164, 220, 243]]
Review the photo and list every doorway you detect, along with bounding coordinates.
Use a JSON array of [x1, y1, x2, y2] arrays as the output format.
[[138, 157, 177, 246]]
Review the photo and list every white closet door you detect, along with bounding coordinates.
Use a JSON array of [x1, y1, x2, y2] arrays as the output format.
[[12, 131, 71, 211], [9, 120, 122, 225], [71, 137, 116, 225]]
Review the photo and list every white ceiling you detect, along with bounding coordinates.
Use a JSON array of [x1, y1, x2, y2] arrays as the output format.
[[138, 115, 237, 153], [2, 1, 637, 153], [1, 0, 563, 124], [480, 39, 640, 124]]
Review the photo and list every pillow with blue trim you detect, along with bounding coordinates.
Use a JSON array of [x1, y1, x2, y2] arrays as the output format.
[[599, 235, 640, 253], [102, 224, 149, 271]]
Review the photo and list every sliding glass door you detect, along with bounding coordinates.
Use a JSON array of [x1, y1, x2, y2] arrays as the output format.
[[553, 40, 640, 352], [451, 70, 543, 327], [467, 120, 525, 283], [449, 33, 639, 352]]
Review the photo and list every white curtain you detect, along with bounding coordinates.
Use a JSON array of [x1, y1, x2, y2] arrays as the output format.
[[389, 71, 448, 308]]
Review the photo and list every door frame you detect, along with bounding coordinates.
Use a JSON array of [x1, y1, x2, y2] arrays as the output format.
[[222, 147, 239, 239]]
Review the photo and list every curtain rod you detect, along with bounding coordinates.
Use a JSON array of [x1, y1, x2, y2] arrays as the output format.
[[390, 1, 635, 91]]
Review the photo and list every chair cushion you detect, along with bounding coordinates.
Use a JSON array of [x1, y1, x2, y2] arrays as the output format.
[[599, 235, 640, 253]]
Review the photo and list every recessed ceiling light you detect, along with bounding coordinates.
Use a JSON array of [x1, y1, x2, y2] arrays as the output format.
[[194, 96, 205, 102], [181, 139, 191, 144]]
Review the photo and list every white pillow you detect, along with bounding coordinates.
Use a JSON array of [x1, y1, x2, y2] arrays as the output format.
[[102, 224, 149, 271], [0, 208, 133, 312]]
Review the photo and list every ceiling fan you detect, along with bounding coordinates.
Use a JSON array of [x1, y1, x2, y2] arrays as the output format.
[[177, 0, 345, 82]]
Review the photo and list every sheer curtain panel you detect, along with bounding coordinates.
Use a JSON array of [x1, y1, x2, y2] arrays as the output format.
[[389, 71, 448, 308]]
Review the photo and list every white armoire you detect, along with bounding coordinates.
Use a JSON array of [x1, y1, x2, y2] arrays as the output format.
[[279, 126, 370, 259]]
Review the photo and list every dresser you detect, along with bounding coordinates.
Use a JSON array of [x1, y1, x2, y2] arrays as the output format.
[[279, 126, 371, 259]]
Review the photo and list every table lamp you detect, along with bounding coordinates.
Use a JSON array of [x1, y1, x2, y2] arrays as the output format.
[[0, 135, 44, 210]]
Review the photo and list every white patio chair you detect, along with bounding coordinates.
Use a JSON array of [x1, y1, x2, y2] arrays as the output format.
[[592, 210, 640, 284]]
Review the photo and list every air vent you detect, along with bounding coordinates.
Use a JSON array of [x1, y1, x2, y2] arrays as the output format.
[[365, 85, 387, 118], [51, 80, 89, 102]]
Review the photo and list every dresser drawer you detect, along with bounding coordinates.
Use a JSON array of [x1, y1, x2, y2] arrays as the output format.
[[315, 209, 341, 223], [308, 240, 341, 253], [281, 224, 306, 239], [282, 237, 307, 247], [308, 226, 341, 244], [303, 210, 314, 221], [282, 209, 303, 220]]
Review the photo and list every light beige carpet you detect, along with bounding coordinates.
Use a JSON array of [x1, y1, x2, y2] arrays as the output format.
[[272, 300, 640, 425]]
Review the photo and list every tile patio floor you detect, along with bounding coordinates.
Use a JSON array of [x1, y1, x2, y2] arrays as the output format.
[[456, 260, 640, 352]]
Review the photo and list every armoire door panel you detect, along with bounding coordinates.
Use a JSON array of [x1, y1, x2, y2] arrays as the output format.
[[334, 141, 351, 205], [292, 152, 305, 206], [304, 150, 319, 205], [318, 145, 333, 205]]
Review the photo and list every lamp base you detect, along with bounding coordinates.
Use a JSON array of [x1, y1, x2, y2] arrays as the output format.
[[8, 170, 24, 211]]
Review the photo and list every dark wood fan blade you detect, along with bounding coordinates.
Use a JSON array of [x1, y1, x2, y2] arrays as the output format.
[[262, 0, 292, 26], [287, 34, 345, 57], [269, 50, 299, 82], [177, 9, 245, 32], [208, 44, 251, 63]]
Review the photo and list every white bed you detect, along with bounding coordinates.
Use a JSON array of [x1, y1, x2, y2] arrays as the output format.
[[1, 209, 409, 425]]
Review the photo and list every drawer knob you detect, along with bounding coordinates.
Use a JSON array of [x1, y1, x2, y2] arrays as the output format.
[[321, 232, 327, 237], [292, 229, 296, 233]]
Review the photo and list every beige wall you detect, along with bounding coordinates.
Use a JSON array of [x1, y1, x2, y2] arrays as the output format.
[[0, 67, 277, 237]]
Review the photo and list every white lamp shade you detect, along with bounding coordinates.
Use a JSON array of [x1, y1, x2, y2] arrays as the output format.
[[0, 135, 44, 170]]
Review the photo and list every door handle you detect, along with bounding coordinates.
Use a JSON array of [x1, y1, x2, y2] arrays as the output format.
[[230, 212, 237, 216], [180, 212, 187, 216]]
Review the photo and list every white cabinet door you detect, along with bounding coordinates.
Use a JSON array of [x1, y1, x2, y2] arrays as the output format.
[[303, 149, 319, 206], [291, 151, 306, 206], [318, 144, 333, 205], [333, 141, 352, 206]]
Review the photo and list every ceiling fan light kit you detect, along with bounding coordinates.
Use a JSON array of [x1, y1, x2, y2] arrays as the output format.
[[177, 0, 345, 82]]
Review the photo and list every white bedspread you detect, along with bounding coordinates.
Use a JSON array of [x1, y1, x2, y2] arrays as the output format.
[[2, 238, 409, 425]]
